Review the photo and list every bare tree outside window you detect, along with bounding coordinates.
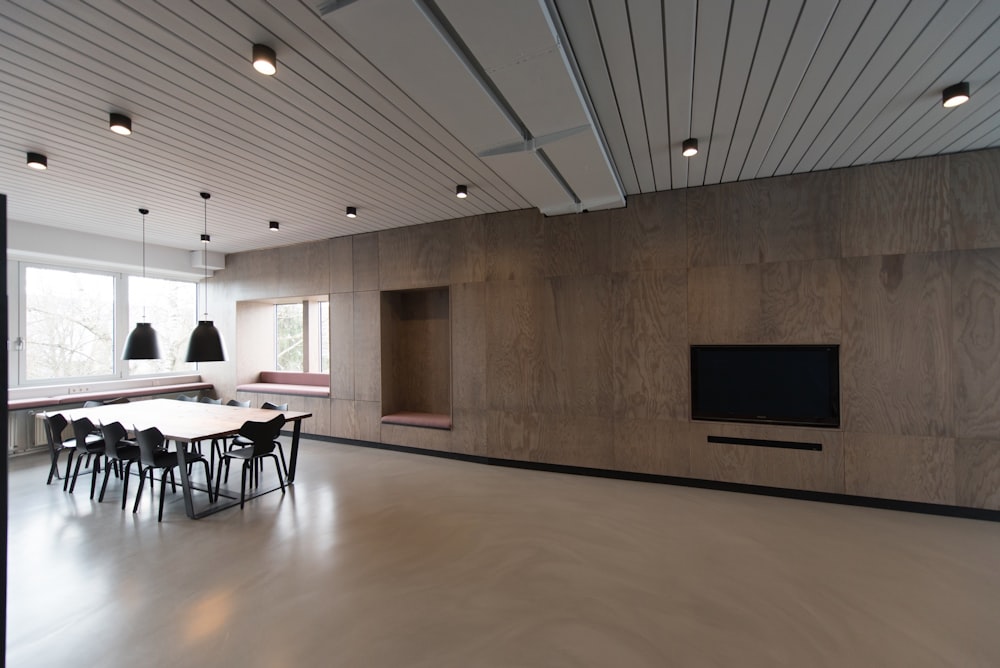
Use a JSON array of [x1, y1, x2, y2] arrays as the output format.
[[25, 267, 114, 380], [128, 276, 198, 375], [275, 303, 303, 371]]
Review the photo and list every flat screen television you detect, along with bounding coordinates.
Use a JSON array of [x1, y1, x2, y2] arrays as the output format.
[[690, 345, 840, 428]]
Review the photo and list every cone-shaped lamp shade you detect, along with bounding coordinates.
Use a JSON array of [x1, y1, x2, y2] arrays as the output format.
[[122, 322, 162, 360], [185, 320, 227, 362]]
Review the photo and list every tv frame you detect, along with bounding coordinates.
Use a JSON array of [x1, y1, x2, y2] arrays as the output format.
[[690, 344, 841, 429]]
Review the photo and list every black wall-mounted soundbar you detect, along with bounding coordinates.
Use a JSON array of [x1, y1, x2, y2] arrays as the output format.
[[707, 435, 822, 451]]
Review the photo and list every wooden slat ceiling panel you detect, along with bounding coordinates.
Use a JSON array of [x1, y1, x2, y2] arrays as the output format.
[[1, 0, 997, 255]]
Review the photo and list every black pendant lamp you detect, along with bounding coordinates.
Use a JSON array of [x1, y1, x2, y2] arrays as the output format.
[[122, 208, 162, 360], [185, 192, 228, 362]]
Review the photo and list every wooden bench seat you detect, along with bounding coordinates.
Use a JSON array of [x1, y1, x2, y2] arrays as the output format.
[[7, 381, 213, 411]]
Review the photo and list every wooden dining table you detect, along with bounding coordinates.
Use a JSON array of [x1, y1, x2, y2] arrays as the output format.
[[53, 398, 312, 519]]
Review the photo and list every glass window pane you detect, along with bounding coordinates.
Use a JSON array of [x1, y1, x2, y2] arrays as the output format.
[[275, 303, 303, 371], [128, 276, 198, 375], [25, 267, 115, 380]]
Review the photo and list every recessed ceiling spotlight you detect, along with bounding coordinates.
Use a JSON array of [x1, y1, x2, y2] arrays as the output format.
[[26, 152, 47, 170], [253, 44, 277, 75], [269, 220, 280, 231], [346, 206, 357, 218], [456, 184, 468, 198], [942, 81, 970, 108], [682, 138, 698, 157], [109, 113, 132, 135]]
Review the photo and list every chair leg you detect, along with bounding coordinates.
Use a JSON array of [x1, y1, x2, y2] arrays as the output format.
[[47, 449, 61, 484], [158, 469, 169, 522], [168, 468, 177, 493], [98, 460, 114, 502], [275, 442, 288, 479], [214, 455, 225, 501], [240, 461, 249, 509], [62, 451, 75, 490], [89, 457, 102, 500], [69, 454, 84, 493], [121, 461, 134, 510], [273, 455, 285, 494], [133, 467, 148, 513], [199, 459, 215, 502]]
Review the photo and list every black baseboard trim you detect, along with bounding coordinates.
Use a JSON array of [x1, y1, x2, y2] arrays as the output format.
[[707, 435, 822, 451], [295, 432, 1000, 523]]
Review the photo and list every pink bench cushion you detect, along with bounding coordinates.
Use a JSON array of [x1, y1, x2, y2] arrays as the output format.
[[258, 371, 329, 387], [8, 382, 213, 411], [380, 412, 452, 430], [236, 382, 330, 397]]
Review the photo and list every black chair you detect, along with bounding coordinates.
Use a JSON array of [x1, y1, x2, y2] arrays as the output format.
[[215, 415, 286, 509], [175, 394, 196, 402], [98, 421, 141, 509], [199, 396, 222, 404], [68, 417, 106, 499], [133, 426, 214, 522], [227, 399, 251, 408], [42, 413, 74, 488], [226, 401, 288, 481]]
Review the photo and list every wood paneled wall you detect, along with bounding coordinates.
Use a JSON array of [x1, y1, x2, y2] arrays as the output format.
[[205, 148, 1000, 510]]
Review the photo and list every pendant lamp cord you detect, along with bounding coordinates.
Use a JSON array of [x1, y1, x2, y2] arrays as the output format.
[[203, 194, 209, 320], [141, 209, 147, 321]]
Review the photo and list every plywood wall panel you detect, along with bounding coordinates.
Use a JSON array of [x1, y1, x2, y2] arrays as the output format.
[[955, 438, 1000, 510], [687, 182, 762, 267], [352, 232, 379, 292], [688, 264, 762, 343], [277, 241, 331, 297], [380, 422, 453, 452], [689, 422, 845, 493], [758, 171, 843, 264], [357, 400, 382, 442], [543, 211, 611, 278], [841, 157, 952, 257], [541, 275, 613, 416], [452, 282, 486, 411], [953, 249, 1000, 437], [487, 410, 542, 462], [760, 259, 841, 343], [385, 288, 451, 415], [951, 149, 1000, 250], [353, 290, 381, 402], [611, 190, 687, 272], [613, 418, 690, 477], [841, 253, 952, 437], [451, 408, 488, 457], [231, 248, 281, 300], [484, 209, 545, 281], [485, 279, 545, 411], [330, 236, 354, 293], [378, 224, 451, 290], [613, 268, 689, 420], [449, 215, 486, 284], [297, 395, 331, 437], [844, 433, 956, 505], [539, 414, 615, 470], [329, 292, 354, 399], [330, 398, 359, 440]]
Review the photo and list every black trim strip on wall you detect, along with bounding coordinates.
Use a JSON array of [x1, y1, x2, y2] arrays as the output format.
[[281, 432, 1000, 524], [707, 435, 822, 451]]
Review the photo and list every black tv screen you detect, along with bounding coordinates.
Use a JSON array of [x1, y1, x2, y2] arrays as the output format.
[[690, 345, 840, 428]]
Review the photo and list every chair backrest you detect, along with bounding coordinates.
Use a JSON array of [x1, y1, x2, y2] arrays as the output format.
[[199, 396, 222, 404], [236, 414, 286, 456], [100, 421, 129, 459], [83, 400, 103, 408], [71, 417, 100, 451], [227, 399, 251, 407], [42, 413, 68, 447], [176, 394, 196, 402], [103, 397, 130, 405], [134, 426, 166, 466], [261, 401, 288, 411]]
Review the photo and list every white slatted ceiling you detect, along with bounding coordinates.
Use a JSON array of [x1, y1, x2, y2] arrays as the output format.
[[2, 0, 998, 255]]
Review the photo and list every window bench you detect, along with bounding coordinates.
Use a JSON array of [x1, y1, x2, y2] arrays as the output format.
[[380, 411, 452, 430], [236, 371, 330, 398], [7, 381, 213, 411]]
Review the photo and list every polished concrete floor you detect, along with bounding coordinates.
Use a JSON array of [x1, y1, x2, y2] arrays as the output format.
[[7, 438, 1000, 667]]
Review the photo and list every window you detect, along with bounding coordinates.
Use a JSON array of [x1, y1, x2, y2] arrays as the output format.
[[275, 303, 304, 371], [25, 267, 115, 380], [11, 262, 197, 386], [318, 301, 330, 373], [128, 276, 198, 376]]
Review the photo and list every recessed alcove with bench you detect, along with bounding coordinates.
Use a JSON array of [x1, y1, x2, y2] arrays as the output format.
[[380, 286, 451, 430]]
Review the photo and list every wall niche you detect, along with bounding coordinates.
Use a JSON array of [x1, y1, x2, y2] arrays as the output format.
[[380, 286, 452, 429]]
